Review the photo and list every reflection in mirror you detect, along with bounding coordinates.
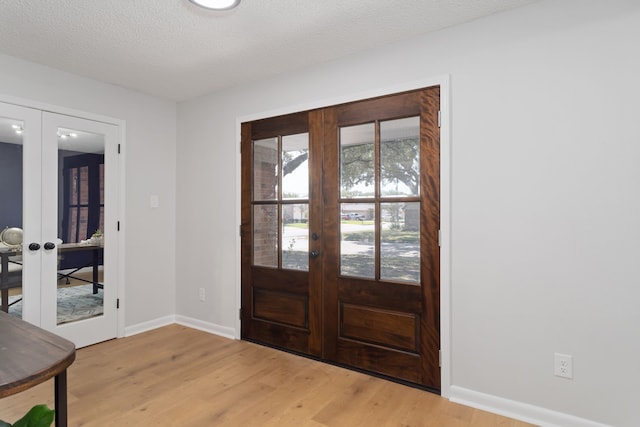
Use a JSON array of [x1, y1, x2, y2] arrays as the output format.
[[56, 127, 105, 325], [0, 116, 24, 318]]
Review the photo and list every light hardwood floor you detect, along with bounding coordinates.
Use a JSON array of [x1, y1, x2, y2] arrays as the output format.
[[0, 325, 535, 426]]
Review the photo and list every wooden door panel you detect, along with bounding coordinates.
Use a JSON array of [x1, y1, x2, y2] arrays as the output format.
[[246, 319, 311, 354], [334, 340, 422, 384], [251, 268, 308, 293], [253, 288, 308, 328], [338, 279, 422, 312], [340, 303, 418, 353]]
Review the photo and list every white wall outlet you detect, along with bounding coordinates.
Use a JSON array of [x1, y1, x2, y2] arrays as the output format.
[[554, 353, 573, 379], [198, 287, 205, 302], [150, 195, 159, 208]]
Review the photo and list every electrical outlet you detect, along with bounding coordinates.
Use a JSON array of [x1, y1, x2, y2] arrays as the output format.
[[554, 353, 573, 379], [199, 288, 205, 302]]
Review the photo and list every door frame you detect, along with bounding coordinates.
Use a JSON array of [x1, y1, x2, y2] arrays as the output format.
[[0, 93, 127, 342], [234, 75, 452, 396]]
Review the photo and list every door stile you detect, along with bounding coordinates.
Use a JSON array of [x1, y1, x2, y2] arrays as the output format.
[[307, 109, 324, 356], [239, 121, 253, 340], [419, 86, 441, 389], [320, 107, 339, 360]]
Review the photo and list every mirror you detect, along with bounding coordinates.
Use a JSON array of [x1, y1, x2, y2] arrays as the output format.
[[55, 127, 106, 324], [0, 116, 24, 317]]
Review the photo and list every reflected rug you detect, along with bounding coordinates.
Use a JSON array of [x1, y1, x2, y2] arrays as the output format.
[[8, 284, 104, 324]]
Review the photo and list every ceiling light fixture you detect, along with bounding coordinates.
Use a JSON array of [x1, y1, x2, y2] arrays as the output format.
[[188, 0, 240, 10], [57, 131, 78, 140]]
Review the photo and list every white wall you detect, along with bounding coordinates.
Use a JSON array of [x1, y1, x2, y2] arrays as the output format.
[[0, 53, 178, 328], [176, 0, 640, 426]]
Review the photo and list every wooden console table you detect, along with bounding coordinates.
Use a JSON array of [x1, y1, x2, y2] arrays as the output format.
[[0, 311, 76, 427]]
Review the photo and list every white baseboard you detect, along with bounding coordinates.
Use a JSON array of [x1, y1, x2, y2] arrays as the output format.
[[449, 386, 611, 427], [174, 315, 236, 340], [124, 314, 236, 340], [124, 315, 176, 337]]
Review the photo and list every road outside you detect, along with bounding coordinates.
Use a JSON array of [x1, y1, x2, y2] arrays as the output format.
[[283, 220, 420, 283]]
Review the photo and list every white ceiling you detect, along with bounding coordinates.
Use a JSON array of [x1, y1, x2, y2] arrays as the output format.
[[0, 0, 539, 102]]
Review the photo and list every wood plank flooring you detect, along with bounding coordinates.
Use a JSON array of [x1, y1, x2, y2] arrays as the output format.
[[0, 325, 535, 426]]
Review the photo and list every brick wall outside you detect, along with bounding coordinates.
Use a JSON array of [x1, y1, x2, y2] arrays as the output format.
[[253, 142, 278, 267]]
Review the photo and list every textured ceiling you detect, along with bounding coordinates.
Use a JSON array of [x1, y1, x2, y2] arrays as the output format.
[[0, 0, 539, 102]]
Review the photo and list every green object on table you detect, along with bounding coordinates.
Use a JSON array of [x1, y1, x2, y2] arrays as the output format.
[[0, 404, 54, 427]]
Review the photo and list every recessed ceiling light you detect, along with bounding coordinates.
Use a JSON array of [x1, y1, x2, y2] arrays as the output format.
[[188, 0, 240, 10]]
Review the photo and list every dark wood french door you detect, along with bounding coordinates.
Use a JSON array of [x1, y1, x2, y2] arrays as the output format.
[[240, 111, 324, 356], [241, 87, 440, 390]]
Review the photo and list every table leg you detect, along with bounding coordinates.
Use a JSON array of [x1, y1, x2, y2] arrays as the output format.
[[54, 370, 68, 427], [1, 255, 9, 313], [92, 249, 99, 294], [1, 288, 8, 313]]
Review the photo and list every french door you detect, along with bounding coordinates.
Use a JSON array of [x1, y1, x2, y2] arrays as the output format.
[[240, 111, 323, 356], [241, 87, 440, 390], [0, 101, 119, 348]]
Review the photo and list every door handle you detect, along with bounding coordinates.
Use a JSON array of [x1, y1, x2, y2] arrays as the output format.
[[28, 243, 41, 251], [310, 250, 320, 258], [43, 242, 56, 250]]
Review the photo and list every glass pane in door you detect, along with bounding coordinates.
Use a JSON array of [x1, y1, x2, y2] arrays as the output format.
[[253, 205, 278, 268], [380, 117, 420, 197], [381, 202, 420, 283], [282, 133, 310, 271], [56, 127, 105, 325], [282, 133, 309, 199], [0, 117, 24, 317], [340, 203, 375, 278], [253, 137, 278, 201], [282, 203, 309, 271], [340, 123, 375, 198]]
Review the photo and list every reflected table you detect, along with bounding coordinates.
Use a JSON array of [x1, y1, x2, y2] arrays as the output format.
[[0, 243, 103, 313], [0, 246, 22, 313], [0, 310, 76, 427]]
